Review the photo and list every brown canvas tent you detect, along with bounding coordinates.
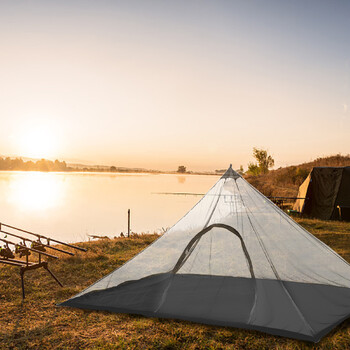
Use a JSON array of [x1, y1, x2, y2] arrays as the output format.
[[293, 167, 350, 220]]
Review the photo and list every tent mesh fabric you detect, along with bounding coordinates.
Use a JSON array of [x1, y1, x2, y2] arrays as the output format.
[[61, 165, 350, 342]]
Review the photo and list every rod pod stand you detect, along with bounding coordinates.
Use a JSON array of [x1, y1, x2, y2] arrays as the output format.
[[20, 261, 63, 299]]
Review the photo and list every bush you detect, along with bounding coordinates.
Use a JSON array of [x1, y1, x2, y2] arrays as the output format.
[[177, 166, 187, 173]]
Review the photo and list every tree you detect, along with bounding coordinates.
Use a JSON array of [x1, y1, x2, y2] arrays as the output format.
[[247, 162, 260, 176], [36, 159, 49, 172], [253, 148, 274, 174], [110, 166, 117, 172], [177, 165, 187, 173], [54, 159, 67, 171], [247, 148, 274, 175]]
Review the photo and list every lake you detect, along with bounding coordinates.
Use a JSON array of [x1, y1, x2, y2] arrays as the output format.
[[0, 172, 219, 243]]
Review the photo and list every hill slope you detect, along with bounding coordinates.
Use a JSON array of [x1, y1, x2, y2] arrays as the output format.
[[245, 154, 350, 197]]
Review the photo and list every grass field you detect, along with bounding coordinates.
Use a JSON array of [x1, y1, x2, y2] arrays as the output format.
[[1, 218, 350, 349]]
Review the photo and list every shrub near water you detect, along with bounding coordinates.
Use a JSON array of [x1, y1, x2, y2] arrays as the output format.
[[0, 224, 350, 349]]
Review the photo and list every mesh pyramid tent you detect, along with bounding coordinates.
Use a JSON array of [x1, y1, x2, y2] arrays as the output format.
[[61, 165, 350, 342]]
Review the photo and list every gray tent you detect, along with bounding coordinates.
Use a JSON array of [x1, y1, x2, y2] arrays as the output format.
[[61, 165, 350, 342], [294, 167, 350, 220]]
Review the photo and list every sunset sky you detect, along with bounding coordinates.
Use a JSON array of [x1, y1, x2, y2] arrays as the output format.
[[1, 0, 349, 171]]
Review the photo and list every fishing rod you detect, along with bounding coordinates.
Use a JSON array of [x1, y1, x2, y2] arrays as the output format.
[[0, 222, 87, 252], [153, 192, 307, 200], [0, 257, 35, 266], [152, 192, 205, 196], [0, 259, 27, 267], [0, 223, 88, 299], [0, 237, 58, 259], [0, 229, 74, 256]]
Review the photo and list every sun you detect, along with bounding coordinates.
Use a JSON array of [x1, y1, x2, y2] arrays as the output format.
[[17, 125, 58, 159]]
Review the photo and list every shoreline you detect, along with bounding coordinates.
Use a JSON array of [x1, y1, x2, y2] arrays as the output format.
[[0, 169, 221, 176]]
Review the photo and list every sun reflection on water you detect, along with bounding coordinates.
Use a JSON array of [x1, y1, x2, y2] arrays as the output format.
[[0, 172, 219, 241], [8, 172, 64, 211]]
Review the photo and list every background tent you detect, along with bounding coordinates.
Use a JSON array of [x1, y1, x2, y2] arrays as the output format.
[[61, 165, 350, 342], [294, 167, 350, 221]]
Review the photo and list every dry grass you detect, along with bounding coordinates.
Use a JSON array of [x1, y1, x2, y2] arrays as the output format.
[[1, 221, 350, 349]]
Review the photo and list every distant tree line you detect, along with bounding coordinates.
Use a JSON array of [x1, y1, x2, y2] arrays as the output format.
[[0, 157, 163, 173], [0, 157, 69, 171]]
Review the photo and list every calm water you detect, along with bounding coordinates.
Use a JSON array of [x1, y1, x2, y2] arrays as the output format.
[[0, 172, 219, 243]]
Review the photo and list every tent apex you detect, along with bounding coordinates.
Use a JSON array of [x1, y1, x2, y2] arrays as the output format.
[[221, 164, 240, 179]]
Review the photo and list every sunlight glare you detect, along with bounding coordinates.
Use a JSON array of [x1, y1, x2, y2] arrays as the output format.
[[8, 173, 64, 211]]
